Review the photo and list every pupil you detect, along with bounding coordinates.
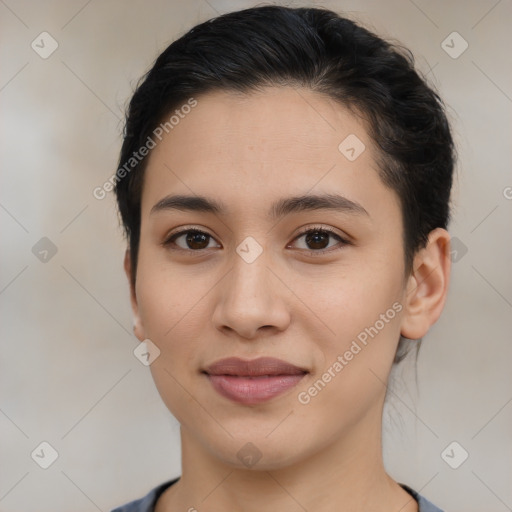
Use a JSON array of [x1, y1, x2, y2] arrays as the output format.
[[187, 232, 208, 249], [306, 231, 328, 250]]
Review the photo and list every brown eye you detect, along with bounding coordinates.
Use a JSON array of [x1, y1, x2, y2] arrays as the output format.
[[290, 226, 349, 255], [164, 229, 220, 251], [184, 231, 210, 250], [304, 230, 331, 250]]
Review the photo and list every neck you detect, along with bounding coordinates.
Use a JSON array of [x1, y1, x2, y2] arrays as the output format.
[[157, 404, 417, 512]]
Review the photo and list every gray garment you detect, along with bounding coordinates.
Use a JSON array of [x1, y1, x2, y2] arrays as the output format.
[[111, 478, 444, 512]]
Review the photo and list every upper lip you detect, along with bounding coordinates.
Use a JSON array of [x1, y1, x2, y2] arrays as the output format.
[[204, 357, 308, 377]]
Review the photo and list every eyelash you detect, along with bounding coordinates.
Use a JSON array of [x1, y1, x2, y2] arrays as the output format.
[[162, 225, 350, 256]]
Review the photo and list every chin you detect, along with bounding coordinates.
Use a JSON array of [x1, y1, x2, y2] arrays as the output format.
[[202, 432, 313, 472]]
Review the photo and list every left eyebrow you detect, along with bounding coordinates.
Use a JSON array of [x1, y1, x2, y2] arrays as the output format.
[[149, 193, 369, 220], [269, 193, 369, 220]]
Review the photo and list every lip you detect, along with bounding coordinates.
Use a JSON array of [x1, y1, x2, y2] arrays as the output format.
[[203, 357, 308, 405]]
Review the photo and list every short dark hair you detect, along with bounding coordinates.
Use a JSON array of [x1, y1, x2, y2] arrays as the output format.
[[114, 5, 455, 361]]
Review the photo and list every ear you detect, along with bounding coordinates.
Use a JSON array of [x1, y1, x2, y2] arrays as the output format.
[[400, 228, 451, 340], [124, 249, 146, 342]]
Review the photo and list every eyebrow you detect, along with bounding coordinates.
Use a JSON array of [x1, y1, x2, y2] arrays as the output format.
[[150, 193, 369, 220]]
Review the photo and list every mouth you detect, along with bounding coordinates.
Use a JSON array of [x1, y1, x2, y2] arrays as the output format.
[[203, 357, 308, 405]]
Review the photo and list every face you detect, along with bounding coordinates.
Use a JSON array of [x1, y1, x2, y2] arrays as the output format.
[[128, 86, 415, 469]]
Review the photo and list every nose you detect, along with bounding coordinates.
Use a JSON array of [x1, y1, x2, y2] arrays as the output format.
[[211, 250, 291, 340]]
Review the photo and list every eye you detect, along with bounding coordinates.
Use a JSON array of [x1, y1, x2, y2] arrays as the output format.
[[163, 228, 220, 251], [289, 225, 349, 255], [162, 225, 349, 255]]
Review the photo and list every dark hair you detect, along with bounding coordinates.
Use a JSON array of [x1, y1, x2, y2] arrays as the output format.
[[114, 5, 455, 362]]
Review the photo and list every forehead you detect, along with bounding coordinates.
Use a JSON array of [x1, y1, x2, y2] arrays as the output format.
[[159, 86, 367, 157], [140, 86, 399, 222]]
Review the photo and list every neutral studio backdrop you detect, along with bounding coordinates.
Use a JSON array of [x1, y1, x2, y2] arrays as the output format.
[[1, 1, 511, 511]]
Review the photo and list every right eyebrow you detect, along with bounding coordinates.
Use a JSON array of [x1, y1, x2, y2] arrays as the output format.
[[150, 194, 224, 216]]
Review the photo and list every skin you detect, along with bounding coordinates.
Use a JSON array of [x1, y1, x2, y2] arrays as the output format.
[[124, 86, 451, 512]]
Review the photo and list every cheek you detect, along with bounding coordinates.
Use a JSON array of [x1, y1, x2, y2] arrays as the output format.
[[297, 290, 404, 425], [136, 245, 205, 339], [306, 263, 404, 348], [136, 262, 207, 417], [134, 260, 208, 415], [299, 264, 405, 416]]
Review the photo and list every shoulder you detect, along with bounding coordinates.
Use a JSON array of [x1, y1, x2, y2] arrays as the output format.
[[400, 484, 444, 512], [111, 478, 180, 512]]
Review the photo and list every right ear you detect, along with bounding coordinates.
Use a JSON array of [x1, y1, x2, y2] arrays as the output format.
[[124, 249, 145, 342]]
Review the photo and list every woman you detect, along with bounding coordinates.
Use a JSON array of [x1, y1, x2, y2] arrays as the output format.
[[111, 5, 454, 511]]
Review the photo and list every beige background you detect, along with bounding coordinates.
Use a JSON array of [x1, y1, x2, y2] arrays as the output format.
[[1, 1, 511, 511]]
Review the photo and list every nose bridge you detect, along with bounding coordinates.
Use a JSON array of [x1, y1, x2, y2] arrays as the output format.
[[226, 243, 274, 310], [234, 240, 272, 289], [212, 241, 290, 337]]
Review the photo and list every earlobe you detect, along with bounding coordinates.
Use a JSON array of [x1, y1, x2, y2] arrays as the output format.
[[123, 249, 146, 342], [400, 228, 451, 340]]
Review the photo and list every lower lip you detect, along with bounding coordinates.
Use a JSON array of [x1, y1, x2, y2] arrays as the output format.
[[206, 374, 306, 405]]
